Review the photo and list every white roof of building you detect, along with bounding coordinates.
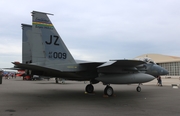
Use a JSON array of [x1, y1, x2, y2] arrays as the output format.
[[135, 54, 180, 63]]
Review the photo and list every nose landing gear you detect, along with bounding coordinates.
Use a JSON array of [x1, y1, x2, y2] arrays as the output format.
[[136, 84, 141, 92]]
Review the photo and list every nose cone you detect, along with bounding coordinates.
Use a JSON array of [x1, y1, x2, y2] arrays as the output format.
[[151, 65, 169, 76], [160, 67, 169, 75]]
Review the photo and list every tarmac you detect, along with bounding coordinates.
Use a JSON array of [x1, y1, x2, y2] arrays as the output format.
[[0, 77, 180, 116]]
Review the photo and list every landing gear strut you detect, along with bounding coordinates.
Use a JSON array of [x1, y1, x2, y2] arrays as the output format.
[[104, 85, 114, 96], [55, 77, 59, 83]]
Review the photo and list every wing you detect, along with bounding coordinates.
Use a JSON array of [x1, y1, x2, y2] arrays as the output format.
[[98, 59, 146, 73], [77, 60, 104, 69]]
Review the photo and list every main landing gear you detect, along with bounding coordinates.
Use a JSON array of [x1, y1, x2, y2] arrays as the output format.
[[104, 85, 114, 96], [85, 84, 114, 97], [85, 84, 94, 93]]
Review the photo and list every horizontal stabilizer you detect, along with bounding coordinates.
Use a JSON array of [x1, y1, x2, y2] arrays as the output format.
[[12, 62, 79, 78], [12, 62, 61, 72]]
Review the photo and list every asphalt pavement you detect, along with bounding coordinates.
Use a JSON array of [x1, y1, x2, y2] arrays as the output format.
[[0, 77, 180, 116]]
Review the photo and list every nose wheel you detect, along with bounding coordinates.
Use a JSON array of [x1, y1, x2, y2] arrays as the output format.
[[136, 86, 141, 92]]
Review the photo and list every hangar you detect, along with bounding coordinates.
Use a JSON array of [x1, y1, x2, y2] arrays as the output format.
[[135, 54, 180, 77]]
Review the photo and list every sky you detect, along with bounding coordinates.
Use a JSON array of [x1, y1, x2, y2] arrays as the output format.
[[0, 0, 180, 68]]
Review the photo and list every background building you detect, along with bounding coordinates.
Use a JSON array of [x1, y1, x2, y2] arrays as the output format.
[[135, 54, 180, 77]]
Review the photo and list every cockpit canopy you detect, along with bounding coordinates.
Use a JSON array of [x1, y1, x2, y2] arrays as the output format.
[[136, 57, 156, 64]]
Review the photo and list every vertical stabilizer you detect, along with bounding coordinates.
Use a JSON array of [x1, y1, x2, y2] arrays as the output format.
[[31, 11, 76, 65], [22, 24, 32, 64]]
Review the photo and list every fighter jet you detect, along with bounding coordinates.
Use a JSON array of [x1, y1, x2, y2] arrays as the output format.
[[13, 11, 168, 96]]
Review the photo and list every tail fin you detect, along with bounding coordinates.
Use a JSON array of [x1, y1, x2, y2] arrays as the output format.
[[22, 24, 32, 64], [31, 11, 75, 65]]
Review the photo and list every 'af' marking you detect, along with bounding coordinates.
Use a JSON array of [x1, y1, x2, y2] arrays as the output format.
[[45, 35, 59, 46]]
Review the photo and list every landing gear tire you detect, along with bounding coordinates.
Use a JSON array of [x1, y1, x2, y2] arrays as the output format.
[[136, 86, 141, 92], [104, 86, 114, 96], [85, 84, 94, 93]]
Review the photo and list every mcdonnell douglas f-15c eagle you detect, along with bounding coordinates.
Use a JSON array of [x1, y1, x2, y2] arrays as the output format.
[[13, 11, 168, 96]]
